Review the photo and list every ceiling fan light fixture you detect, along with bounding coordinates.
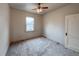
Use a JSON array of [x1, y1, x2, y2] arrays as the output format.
[[32, 3, 48, 14], [36, 8, 43, 13]]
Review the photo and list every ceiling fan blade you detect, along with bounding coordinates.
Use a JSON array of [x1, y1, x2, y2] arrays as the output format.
[[32, 8, 37, 10], [41, 7, 48, 9]]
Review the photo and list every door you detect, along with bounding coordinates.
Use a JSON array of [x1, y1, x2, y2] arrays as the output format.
[[65, 14, 79, 52]]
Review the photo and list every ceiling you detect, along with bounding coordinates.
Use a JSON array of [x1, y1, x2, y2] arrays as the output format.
[[9, 3, 69, 14]]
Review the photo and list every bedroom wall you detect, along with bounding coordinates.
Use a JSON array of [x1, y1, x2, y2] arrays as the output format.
[[0, 4, 10, 56], [10, 8, 43, 42], [43, 4, 79, 45]]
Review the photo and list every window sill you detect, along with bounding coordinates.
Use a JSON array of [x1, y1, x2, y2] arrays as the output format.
[[24, 30, 35, 33]]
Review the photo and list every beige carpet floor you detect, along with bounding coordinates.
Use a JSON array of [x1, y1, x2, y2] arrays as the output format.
[[6, 37, 79, 56]]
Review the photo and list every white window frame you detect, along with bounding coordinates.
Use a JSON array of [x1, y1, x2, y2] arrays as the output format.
[[25, 16, 34, 32]]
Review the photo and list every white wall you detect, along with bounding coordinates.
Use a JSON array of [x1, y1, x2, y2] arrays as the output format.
[[43, 4, 79, 45], [10, 8, 43, 42], [0, 4, 10, 56]]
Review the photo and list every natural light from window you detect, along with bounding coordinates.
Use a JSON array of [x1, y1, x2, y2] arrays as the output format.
[[26, 17, 34, 32]]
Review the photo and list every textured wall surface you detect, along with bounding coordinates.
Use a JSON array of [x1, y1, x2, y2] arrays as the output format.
[[0, 4, 10, 56], [10, 8, 43, 42], [43, 4, 79, 45]]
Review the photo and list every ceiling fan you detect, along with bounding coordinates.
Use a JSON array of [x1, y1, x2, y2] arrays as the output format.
[[32, 3, 48, 13]]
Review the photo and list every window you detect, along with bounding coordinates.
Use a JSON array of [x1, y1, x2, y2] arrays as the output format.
[[26, 17, 34, 32]]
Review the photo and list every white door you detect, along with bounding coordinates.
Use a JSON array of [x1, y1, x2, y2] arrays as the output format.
[[65, 14, 79, 52]]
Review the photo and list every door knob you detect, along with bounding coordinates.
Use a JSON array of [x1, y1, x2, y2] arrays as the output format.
[[65, 33, 67, 36]]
